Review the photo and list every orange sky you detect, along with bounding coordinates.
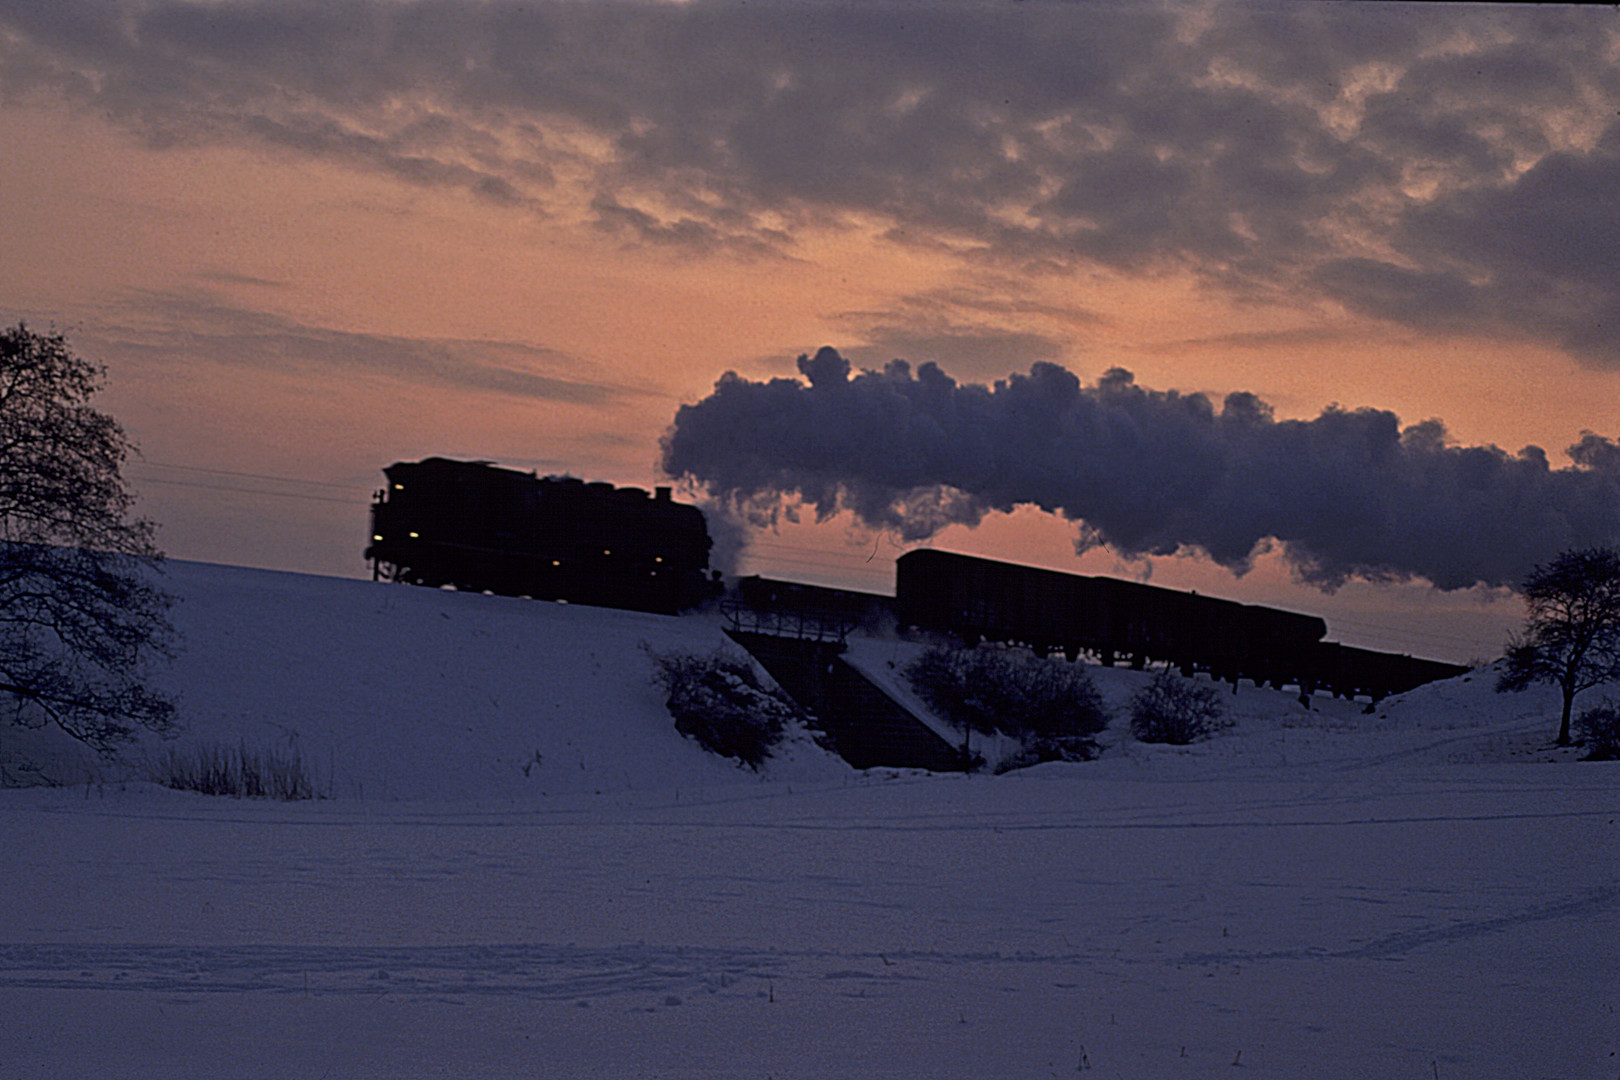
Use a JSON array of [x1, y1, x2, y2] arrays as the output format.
[[4, 1, 1618, 661]]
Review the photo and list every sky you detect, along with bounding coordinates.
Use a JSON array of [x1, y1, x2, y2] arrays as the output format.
[[3, 0, 1619, 662]]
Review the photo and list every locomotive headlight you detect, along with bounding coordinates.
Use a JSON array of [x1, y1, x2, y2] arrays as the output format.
[[409, 531, 419, 538], [393, 484, 404, 490], [372, 534, 383, 542]]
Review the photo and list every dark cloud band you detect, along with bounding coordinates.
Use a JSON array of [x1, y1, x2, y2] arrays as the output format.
[[3, 1, 1618, 364], [112, 291, 632, 406]]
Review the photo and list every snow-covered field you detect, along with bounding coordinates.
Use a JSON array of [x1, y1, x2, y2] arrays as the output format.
[[2, 561, 1616, 1079]]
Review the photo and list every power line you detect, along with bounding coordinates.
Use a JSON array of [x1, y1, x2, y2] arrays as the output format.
[[133, 461, 362, 490], [1322, 610, 1516, 647], [134, 477, 359, 506], [127, 460, 372, 506]]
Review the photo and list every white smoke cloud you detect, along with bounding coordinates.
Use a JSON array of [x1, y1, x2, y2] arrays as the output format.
[[662, 349, 1620, 590]]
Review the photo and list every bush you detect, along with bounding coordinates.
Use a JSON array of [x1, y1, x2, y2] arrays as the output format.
[[649, 649, 797, 769], [1129, 669, 1231, 745], [1574, 700, 1620, 761], [903, 645, 1108, 761], [152, 740, 320, 800]]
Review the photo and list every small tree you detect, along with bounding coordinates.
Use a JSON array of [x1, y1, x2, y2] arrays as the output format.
[[1129, 669, 1230, 745], [1574, 700, 1620, 762], [903, 645, 1108, 762], [0, 324, 175, 758], [648, 647, 796, 769], [1496, 546, 1620, 746]]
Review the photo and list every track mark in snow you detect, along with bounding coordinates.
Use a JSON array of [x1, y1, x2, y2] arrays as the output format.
[[1330, 885, 1620, 960], [1180, 884, 1620, 965], [0, 942, 782, 1002], [0, 943, 1085, 1002], [1324, 716, 1551, 771], [610, 808, 1618, 833]]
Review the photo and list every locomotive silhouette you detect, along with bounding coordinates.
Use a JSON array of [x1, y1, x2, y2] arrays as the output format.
[[366, 457, 713, 614]]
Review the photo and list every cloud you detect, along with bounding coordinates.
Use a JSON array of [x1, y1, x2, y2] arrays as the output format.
[[196, 270, 289, 290], [108, 290, 637, 406], [1384, 125, 1620, 363], [1147, 326, 1354, 355], [840, 324, 1065, 381], [831, 282, 1098, 379], [661, 348, 1620, 591], [1310, 259, 1481, 333], [4, 2, 1620, 361]]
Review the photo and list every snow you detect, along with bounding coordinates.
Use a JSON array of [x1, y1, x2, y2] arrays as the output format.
[[2, 560, 1617, 1079]]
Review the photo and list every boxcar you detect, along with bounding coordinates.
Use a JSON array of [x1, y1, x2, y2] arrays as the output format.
[[894, 549, 1469, 701]]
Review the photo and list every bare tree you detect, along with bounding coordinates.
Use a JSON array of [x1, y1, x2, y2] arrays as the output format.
[[1496, 546, 1620, 746], [0, 324, 175, 757], [1129, 669, 1231, 745]]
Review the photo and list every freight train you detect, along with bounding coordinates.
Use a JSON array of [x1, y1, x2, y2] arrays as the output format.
[[747, 550, 1467, 703], [893, 550, 1468, 700], [366, 457, 713, 614], [367, 458, 1466, 701]]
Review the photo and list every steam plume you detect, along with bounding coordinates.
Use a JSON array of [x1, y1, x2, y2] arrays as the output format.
[[661, 349, 1620, 590]]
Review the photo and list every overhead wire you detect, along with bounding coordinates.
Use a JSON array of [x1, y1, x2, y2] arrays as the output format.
[[133, 477, 359, 506], [127, 461, 369, 507], [134, 461, 360, 489]]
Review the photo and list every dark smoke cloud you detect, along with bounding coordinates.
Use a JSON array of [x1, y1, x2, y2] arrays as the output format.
[[662, 349, 1620, 590]]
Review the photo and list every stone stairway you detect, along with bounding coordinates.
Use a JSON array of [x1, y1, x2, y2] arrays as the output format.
[[726, 630, 967, 772]]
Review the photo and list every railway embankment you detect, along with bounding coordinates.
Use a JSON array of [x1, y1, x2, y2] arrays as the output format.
[[725, 630, 968, 772]]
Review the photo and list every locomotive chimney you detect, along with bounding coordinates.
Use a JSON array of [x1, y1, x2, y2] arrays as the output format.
[[654, 486, 672, 502]]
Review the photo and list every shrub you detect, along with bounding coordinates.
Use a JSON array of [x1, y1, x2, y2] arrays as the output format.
[[152, 740, 320, 800], [649, 649, 797, 769], [903, 645, 1108, 761], [1129, 669, 1231, 745], [1574, 700, 1620, 761]]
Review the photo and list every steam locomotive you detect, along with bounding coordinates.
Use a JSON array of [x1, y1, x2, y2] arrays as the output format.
[[366, 457, 713, 614]]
